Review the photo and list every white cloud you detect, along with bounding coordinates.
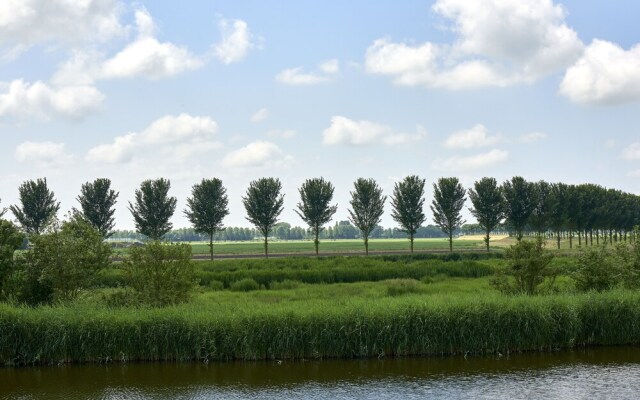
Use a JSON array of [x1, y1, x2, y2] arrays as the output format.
[[319, 59, 339, 74], [322, 116, 426, 146], [0, 79, 103, 119], [276, 67, 329, 85], [519, 132, 548, 143], [365, 0, 583, 89], [250, 107, 268, 122], [322, 116, 390, 145], [266, 129, 297, 139], [222, 140, 291, 168], [628, 169, 640, 177], [560, 40, 640, 105], [444, 124, 500, 149], [433, 149, 509, 171], [15, 141, 73, 167], [214, 18, 255, 64], [622, 143, 640, 161], [0, 0, 125, 53], [86, 113, 219, 164], [276, 59, 340, 85]]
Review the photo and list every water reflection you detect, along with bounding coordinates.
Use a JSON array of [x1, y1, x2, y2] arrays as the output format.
[[2, 347, 640, 399]]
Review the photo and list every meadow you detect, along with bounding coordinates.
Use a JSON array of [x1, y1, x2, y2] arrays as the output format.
[[4, 251, 639, 366]]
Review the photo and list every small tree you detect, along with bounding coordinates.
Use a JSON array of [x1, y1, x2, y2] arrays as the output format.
[[295, 177, 338, 255], [348, 178, 386, 256], [390, 175, 426, 253], [431, 177, 466, 252], [185, 178, 229, 260], [76, 178, 119, 238], [0, 220, 25, 296], [242, 178, 285, 258], [123, 241, 194, 306], [501, 176, 535, 241], [468, 177, 504, 252], [491, 237, 555, 295], [10, 178, 60, 235], [128, 178, 177, 240]]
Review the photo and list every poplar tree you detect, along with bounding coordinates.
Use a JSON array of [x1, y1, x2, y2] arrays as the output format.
[[501, 176, 535, 241], [76, 178, 119, 238], [348, 178, 386, 256], [431, 177, 466, 252], [468, 177, 504, 251], [10, 178, 60, 235], [185, 178, 229, 260], [242, 178, 285, 258], [295, 177, 338, 255], [390, 175, 426, 253], [128, 178, 177, 240]]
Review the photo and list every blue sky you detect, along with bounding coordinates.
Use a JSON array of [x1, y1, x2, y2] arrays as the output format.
[[1, 0, 640, 229]]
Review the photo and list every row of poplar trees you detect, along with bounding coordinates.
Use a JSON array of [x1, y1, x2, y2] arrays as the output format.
[[2, 176, 639, 259]]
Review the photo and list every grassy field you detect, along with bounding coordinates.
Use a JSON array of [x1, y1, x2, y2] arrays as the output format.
[[4, 252, 639, 366]]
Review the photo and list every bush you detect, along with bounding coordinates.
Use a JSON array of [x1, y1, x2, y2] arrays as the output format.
[[0, 220, 25, 297], [123, 241, 194, 306], [207, 280, 225, 291], [573, 246, 621, 292], [491, 238, 556, 295], [6, 219, 111, 304], [385, 279, 423, 296], [229, 278, 260, 292]]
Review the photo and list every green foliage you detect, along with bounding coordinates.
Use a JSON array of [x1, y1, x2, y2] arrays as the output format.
[[128, 178, 177, 240], [385, 278, 422, 296], [492, 238, 555, 295], [468, 177, 504, 251], [184, 178, 229, 260], [75, 178, 119, 238], [10, 178, 60, 235], [229, 278, 261, 292], [390, 175, 426, 253], [269, 279, 301, 290], [295, 177, 338, 255], [547, 183, 569, 249], [501, 176, 535, 241], [242, 178, 285, 257], [431, 177, 466, 252], [123, 241, 194, 306], [7, 218, 111, 304], [573, 245, 621, 292], [529, 180, 552, 235], [0, 220, 25, 296], [348, 178, 386, 255]]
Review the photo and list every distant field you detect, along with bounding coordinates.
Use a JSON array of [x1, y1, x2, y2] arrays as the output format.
[[184, 238, 488, 255]]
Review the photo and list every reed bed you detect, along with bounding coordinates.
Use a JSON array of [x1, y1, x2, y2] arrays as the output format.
[[2, 290, 640, 366]]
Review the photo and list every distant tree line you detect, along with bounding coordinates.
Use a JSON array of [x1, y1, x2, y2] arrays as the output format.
[[2, 175, 640, 258]]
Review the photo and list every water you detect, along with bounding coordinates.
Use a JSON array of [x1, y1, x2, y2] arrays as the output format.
[[2, 347, 640, 399]]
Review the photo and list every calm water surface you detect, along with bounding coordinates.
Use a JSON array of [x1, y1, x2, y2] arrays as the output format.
[[2, 347, 640, 399]]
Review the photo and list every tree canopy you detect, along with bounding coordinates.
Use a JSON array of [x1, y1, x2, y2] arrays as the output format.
[[348, 178, 386, 256], [431, 177, 466, 252], [468, 177, 504, 251], [76, 178, 119, 238], [295, 177, 338, 255], [128, 178, 177, 240], [10, 178, 60, 235], [242, 178, 285, 258], [390, 175, 426, 253], [184, 178, 229, 260]]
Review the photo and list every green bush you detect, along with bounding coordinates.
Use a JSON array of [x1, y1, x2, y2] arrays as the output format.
[[7, 219, 111, 304], [573, 246, 621, 292], [229, 278, 260, 292], [0, 220, 25, 298], [207, 280, 225, 291], [385, 279, 422, 296], [491, 238, 556, 295], [123, 241, 194, 306]]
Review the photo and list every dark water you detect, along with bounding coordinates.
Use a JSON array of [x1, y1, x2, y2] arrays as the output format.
[[2, 347, 640, 399]]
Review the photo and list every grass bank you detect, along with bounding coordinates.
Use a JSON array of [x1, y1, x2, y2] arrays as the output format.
[[1, 280, 638, 366]]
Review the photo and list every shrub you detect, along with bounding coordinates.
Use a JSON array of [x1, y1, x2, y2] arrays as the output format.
[[0, 220, 25, 297], [573, 245, 621, 292], [385, 279, 423, 296], [491, 237, 555, 295], [208, 280, 225, 291], [123, 241, 194, 306], [7, 219, 111, 304], [229, 278, 260, 292]]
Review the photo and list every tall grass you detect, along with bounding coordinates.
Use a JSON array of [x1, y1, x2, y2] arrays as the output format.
[[2, 290, 640, 366]]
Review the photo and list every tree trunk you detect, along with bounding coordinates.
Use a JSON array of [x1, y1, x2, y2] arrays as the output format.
[[410, 232, 414, 253], [314, 227, 319, 256], [485, 228, 491, 252], [589, 230, 593, 246], [209, 233, 214, 261], [449, 231, 453, 252], [569, 232, 573, 249], [578, 231, 582, 247], [556, 231, 561, 249], [264, 233, 268, 258], [596, 230, 599, 245], [364, 236, 369, 256]]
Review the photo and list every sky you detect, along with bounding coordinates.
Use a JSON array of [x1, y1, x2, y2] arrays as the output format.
[[1, 0, 640, 230]]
